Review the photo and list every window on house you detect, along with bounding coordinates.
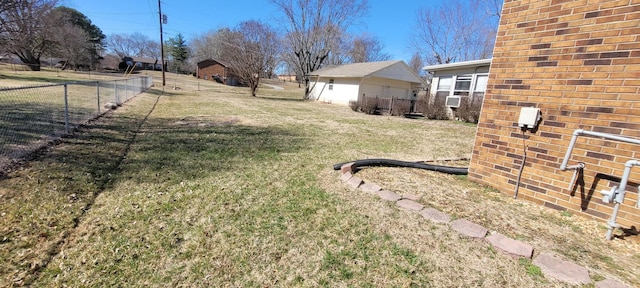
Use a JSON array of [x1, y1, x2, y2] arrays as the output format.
[[454, 76, 472, 92], [437, 76, 452, 91], [329, 79, 334, 90], [474, 75, 488, 92], [453, 75, 472, 97]]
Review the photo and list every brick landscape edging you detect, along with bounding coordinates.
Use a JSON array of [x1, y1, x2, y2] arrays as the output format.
[[337, 166, 630, 287]]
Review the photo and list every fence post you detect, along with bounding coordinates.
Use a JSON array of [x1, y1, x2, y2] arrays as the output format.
[[114, 80, 119, 105], [96, 81, 100, 114], [64, 84, 70, 134], [125, 78, 129, 101]]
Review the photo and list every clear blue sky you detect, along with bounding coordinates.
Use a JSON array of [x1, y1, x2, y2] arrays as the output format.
[[64, 0, 446, 62]]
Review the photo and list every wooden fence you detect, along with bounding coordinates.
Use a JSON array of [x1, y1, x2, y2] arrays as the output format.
[[361, 96, 415, 116]]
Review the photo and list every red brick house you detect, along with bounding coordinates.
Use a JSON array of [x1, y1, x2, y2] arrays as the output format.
[[196, 59, 238, 86], [469, 0, 640, 239]]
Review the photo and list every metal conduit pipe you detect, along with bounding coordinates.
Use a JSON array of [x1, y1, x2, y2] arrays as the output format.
[[560, 129, 640, 171], [559, 129, 640, 240], [604, 160, 640, 240]]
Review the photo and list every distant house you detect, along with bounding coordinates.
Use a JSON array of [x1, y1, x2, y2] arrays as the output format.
[[132, 57, 161, 70], [306, 60, 425, 106], [422, 59, 491, 118], [277, 74, 297, 82], [196, 59, 238, 86], [122, 57, 162, 71]]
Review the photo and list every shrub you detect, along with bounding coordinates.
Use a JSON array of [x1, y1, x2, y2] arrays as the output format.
[[415, 95, 429, 114], [426, 93, 450, 120], [391, 100, 411, 116], [457, 95, 483, 123], [349, 100, 359, 112], [362, 97, 378, 115]]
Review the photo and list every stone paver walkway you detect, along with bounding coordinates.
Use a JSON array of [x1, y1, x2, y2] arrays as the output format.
[[337, 162, 630, 287]]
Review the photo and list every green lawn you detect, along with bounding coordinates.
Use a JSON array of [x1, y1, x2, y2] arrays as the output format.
[[1, 72, 639, 287]]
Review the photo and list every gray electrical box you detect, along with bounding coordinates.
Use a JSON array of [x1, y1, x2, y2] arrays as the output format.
[[518, 107, 541, 129]]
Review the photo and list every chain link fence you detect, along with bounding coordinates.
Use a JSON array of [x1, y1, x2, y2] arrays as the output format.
[[0, 76, 153, 169]]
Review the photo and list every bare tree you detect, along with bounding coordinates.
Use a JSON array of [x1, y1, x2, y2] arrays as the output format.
[[410, 0, 500, 65], [53, 21, 90, 70], [0, 1, 17, 30], [107, 32, 159, 59], [323, 29, 353, 66], [270, 0, 369, 99], [106, 34, 132, 58], [488, 0, 503, 18], [0, 0, 59, 70], [408, 52, 424, 76], [189, 28, 234, 63], [49, 6, 105, 70], [221, 20, 280, 97], [348, 33, 390, 63]]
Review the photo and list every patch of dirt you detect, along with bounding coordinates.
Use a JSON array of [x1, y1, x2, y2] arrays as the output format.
[[171, 116, 240, 127]]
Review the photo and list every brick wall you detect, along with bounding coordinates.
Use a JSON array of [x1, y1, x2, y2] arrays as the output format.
[[197, 60, 227, 81], [469, 0, 640, 227]]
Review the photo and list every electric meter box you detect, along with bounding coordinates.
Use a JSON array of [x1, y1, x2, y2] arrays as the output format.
[[518, 107, 541, 129]]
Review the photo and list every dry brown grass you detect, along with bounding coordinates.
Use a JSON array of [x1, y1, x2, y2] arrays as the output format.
[[0, 70, 638, 287], [341, 165, 640, 286], [0, 64, 129, 87]]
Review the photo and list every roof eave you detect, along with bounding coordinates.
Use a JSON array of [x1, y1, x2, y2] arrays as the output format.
[[422, 58, 492, 72]]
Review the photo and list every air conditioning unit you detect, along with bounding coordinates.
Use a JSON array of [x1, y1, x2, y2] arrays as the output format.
[[445, 96, 461, 108]]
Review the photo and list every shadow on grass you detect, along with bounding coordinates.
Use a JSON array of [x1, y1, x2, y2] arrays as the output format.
[[118, 117, 306, 185], [0, 73, 71, 84], [144, 87, 179, 96], [0, 102, 97, 167], [256, 95, 305, 102], [46, 105, 307, 198], [0, 99, 152, 285], [0, 101, 306, 285]]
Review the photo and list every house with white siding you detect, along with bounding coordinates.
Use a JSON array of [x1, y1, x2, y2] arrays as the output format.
[[306, 60, 425, 105], [422, 58, 491, 109]]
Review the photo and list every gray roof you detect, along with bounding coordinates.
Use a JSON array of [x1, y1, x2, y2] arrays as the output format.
[[130, 57, 158, 64], [307, 60, 424, 84], [422, 58, 492, 72]]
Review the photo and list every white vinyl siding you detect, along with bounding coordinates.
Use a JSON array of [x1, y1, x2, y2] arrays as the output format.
[[309, 77, 360, 104]]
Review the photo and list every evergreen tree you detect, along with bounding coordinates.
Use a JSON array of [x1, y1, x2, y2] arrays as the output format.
[[167, 33, 188, 73]]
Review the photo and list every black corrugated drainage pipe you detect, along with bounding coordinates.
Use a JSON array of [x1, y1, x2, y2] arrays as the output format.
[[333, 158, 468, 175]]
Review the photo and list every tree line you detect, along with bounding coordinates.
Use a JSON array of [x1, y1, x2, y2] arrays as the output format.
[[0, 0, 104, 71], [0, 0, 501, 97]]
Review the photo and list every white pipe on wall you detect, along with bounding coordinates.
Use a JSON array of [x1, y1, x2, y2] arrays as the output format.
[[559, 129, 640, 240], [560, 129, 640, 171], [605, 160, 640, 240]]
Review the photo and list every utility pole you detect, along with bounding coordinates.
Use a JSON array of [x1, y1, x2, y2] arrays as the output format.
[[158, 0, 166, 86]]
